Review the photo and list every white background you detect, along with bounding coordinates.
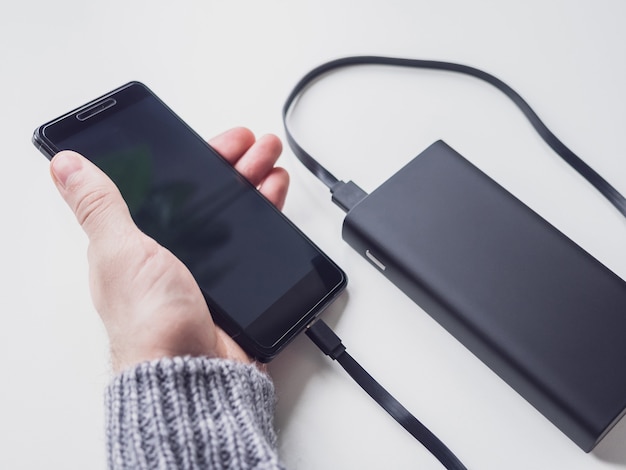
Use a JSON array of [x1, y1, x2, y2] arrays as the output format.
[[2, 1, 626, 469]]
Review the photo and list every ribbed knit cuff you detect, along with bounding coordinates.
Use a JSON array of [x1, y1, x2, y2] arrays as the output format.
[[105, 356, 284, 470]]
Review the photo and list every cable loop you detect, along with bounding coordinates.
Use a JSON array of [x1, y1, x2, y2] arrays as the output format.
[[282, 56, 626, 218]]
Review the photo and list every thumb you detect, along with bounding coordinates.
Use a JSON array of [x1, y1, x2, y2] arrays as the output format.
[[50, 151, 135, 242]]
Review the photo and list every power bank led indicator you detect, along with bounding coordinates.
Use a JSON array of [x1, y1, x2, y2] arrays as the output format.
[[365, 250, 386, 271]]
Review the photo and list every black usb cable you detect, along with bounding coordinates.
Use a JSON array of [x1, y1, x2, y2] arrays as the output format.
[[307, 319, 467, 470], [283, 55, 626, 218]]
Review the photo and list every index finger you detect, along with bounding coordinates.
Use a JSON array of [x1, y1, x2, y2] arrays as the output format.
[[208, 127, 256, 165]]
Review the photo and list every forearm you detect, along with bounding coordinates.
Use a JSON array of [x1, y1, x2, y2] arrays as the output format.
[[105, 356, 284, 469]]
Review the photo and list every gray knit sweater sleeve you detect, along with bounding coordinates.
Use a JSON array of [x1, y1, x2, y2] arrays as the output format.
[[105, 356, 285, 469]]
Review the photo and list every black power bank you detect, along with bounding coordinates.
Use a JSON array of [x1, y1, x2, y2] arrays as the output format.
[[343, 140, 626, 451]]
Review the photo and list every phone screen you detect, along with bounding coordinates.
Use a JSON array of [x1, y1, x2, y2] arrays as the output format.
[[36, 82, 346, 359]]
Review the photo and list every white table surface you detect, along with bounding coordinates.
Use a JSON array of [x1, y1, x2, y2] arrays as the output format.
[[2, 1, 626, 468]]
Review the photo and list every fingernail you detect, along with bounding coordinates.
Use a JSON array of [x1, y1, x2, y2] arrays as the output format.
[[51, 152, 83, 188]]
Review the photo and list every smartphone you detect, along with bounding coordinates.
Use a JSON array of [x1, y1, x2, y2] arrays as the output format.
[[33, 81, 346, 362]]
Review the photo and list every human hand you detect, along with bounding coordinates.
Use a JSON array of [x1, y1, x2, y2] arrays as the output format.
[[50, 128, 288, 372]]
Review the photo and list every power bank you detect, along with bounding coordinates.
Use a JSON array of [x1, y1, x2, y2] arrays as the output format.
[[342, 140, 626, 451]]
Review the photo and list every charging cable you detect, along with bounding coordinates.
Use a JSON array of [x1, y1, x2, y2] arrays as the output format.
[[307, 319, 467, 470], [282, 55, 626, 217]]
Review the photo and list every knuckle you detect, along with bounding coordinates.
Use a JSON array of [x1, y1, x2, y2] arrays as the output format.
[[74, 186, 113, 230]]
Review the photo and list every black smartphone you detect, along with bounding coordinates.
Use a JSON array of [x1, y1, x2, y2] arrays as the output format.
[[33, 81, 346, 362]]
